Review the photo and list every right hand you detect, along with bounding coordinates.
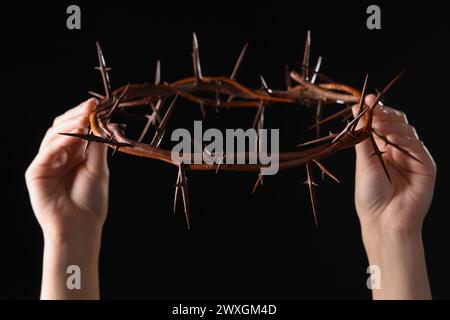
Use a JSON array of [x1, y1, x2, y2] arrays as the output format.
[[25, 98, 109, 243]]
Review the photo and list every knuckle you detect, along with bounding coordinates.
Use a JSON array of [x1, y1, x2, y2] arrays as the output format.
[[53, 115, 63, 125]]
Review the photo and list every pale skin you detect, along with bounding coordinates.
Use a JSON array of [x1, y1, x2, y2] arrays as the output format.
[[25, 95, 436, 299]]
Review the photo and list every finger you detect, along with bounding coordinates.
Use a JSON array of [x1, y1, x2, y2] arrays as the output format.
[[40, 114, 90, 151], [373, 121, 419, 140], [52, 98, 97, 126], [372, 105, 409, 124], [27, 127, 87, 180], [351, 96, 375, 158], [381, 133, 435, 172], [85, 140, 109, 178]]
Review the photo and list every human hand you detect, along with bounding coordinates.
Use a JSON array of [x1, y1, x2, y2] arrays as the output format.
[[25, 98, 109, 243], [25, 98, 109, 299], [354, 94, 436, 236], [353, 94, 436, 299]]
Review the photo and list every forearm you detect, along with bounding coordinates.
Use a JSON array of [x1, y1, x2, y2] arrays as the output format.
[[362, 227, 431, 300], [41, 234, 102, 300]]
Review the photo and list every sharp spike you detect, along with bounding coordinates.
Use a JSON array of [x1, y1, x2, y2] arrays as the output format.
[[373, 131, 424, 164], [252, 101, 265, 129], [59, 132, 134, 148], [173, 169, 181, 213], [252, 173, 265, 194], [365, 71, 405, 126], [284, 65, 292, 89], [310, 56, 322, 84], [331, 121, 354, 143], [305, 161, 319, 226], [215, 156, 222, 174], [137, 114, 154, 143], [149, 99, 163, 124], [349, 74, 369, 131], [297, 132, 337, 147], [302, 30, 311, 81], [199, 103, 206, 119], [230, 43, 248, 80], [178, 163, 191, 229], [259, 75, 272, 94], [95, 42, 112, 99], [215, 81, 221, 110], [315, 100, 323, 138], [192, 32, 203, 80], [150, 94, 179, 147], [82, 128, 92, 159], [155, 60, 161, 85], [369, 134, 392, 183], [309, 106, 353, 130], [313, 160, 340, 183], [88, 91, 105, 99], [106, 84, 129, 120]]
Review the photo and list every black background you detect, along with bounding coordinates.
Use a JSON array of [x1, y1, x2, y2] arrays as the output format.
[[1, 1, 449, 300]]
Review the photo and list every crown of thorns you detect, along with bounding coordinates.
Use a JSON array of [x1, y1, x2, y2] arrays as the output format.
[[60, 31, 421, 229]]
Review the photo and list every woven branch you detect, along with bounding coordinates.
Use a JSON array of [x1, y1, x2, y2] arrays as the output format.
[[61, 32, 419, 228]]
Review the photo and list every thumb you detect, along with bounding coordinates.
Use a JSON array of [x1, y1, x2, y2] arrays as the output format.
[[85, 140, 109, 178]]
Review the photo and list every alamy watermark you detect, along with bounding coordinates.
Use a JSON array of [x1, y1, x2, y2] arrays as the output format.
[[66, 265, 81, 290], [66, 5, 81, 30], [366, 265, 381, 290], [171, 121, 280, 175], [366, 5, 381, 30]]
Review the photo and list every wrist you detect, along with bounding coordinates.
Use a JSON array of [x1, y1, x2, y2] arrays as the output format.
[[361, 226, 423, 261], [360, 223, 431, 299], [43, 229, 102, 257], [41, 229, 102, 300]]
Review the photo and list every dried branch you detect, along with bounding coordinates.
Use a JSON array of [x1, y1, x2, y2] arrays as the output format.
[[62, 34, 416, 228]]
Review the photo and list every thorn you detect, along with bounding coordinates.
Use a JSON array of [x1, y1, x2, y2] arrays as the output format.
[[252, 101, 265, 129], [284, 65, 292, 89], [150, 94, 179, 147], [259, 75, 272, 94], [230, 43, 248, 80], [59, 132, 134, 148], [302, 30, 311, 81], [199, 103, 206, 119], [173, 169, 181, 213], [373, 131, 424, 164], [215, 156, 222, 174], [309, 106, 353, 130], [310, 56, 322, 84], [349, 74, 369, 132], [331, 121, 354, 143], [226, 95, 234, 104], [178, 163, 191, 230], [106, 84, 129, 120], [149, 99, 163, 124], [88, 91, 105, 99], [315, 100, 322, 139], [155, 60, 161, 85], [192, 32, 203, 80], [369, 134, 392, 183], [82, 128, 92, 159], [215, 81, 221, 111], [252, 173, 265, 194], [305, 161, 319, 226], [313, 160, 340, 183], [95, 42, 112, 99], [297, 132, 337, 147], [138, 114, 154, 143], [365, 71, 405, 128]]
